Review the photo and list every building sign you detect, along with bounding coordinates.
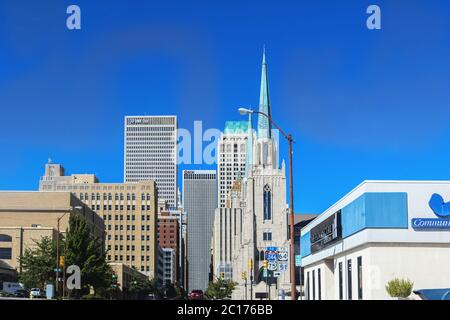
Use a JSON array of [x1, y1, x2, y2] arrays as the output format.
[[412, 194, 450, 231], [310, 210, 342, 253]]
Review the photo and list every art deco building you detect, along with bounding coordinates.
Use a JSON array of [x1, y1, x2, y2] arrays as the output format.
[[217, 121, 248, 208], [39, 162, 158, 278]]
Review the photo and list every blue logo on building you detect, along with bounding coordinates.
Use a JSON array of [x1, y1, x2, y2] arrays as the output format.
[[428, 193, 450, 218], [412, 194, 450, 230]]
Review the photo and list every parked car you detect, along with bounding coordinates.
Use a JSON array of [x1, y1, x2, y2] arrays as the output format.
[[188, 290, 204, 300], [13, 289, 29, 298], [30, 288, 45, 299]]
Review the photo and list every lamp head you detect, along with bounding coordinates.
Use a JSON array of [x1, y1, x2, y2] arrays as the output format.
[[238, 107, 253, 115]]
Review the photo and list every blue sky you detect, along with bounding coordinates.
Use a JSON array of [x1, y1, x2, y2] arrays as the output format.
[[1, 0, 450, 214]]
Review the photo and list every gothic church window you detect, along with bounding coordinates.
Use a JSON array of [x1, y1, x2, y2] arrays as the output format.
[[263, 184, 272, 220]]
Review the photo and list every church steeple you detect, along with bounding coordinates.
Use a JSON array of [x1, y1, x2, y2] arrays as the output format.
[[245, 113, 254, 177], [258, 47, 272, 139]]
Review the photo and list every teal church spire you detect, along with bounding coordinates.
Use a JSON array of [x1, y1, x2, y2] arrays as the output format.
[[258, 47, 272, 139], [245, 113, 253, 177]]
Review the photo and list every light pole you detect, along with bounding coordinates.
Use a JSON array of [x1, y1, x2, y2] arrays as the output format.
[[55, 212, 68, 298], [55, 205, 83, 299], [238, 107, 297, 301]]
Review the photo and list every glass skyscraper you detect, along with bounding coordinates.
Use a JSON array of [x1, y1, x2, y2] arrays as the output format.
[[183, 170, 217, 292]]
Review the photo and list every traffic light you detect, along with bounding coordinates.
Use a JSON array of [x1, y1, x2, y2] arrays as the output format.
[[263, 260, 268, 269], [241, 272, 247, 280], [220, 272, 225, 279], [248, 259, 253, 269], [59, 256, 65, 267]]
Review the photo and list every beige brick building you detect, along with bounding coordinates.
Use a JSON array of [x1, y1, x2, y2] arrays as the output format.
[[39, 162, 159, 278], [109, 262, 149, 299], [0, 192, 103, 276]]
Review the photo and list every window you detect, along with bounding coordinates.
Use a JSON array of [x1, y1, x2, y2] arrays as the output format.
[[347, 259, 352, 300], [0, 234, 12, 242], [318, 268, 322, 300], [306, 271, 310, 300], [312, 270, 316, 300], [357, 256, 363, 300], [0, 248, 12, 259], [263, 232, 272, 241], [263, 184, 272, 220], [338, 262, 343, 300]]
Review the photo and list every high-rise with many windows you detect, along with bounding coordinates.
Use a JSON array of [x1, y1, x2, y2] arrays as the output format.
[[124, 116, 178, 209], [39, 161, 158, 278], [217, 121, 248, 208], [183, 170, 217, 292]]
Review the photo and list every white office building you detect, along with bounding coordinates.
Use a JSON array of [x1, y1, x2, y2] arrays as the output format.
[[217, 121, 248, 208], [124, 116, 178, 209], [300, 180, 450, 300]]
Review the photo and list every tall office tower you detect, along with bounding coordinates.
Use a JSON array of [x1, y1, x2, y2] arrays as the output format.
[[39, 162, 158, 278], [217, 121, 248, 208], [183, 170, 217, 292], [124, 116, 178, 209]]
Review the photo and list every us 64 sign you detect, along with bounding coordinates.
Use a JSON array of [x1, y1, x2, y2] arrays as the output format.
[[277, 250, 288, 261]]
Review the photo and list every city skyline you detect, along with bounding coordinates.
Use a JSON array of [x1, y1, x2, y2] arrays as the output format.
[[2, 1, 450, 216]]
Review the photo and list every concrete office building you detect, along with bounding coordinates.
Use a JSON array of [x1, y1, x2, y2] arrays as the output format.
[[0, 192, 103, 275], [183, 170, 217, 292], [161, 248, 177, 285], [157, 211, 179, 284], [300, 181, 450, 300], [39, 162, 158, 278], [124, 116, 178, 209], [217, 121, 248, 208]]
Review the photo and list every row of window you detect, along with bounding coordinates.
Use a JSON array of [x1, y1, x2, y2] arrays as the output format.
[[103, 214, 152, 221], [108, 225, 151, 231], [107, 235, 151, 241], [79, 193, 151, 201], [306, 257, 363, 300], [91, 205, 151, 212]]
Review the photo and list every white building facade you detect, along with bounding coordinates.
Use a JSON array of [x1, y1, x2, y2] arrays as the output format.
[[124, 115, 178, 209], [300, 180, 450, 300], [217, 122, 248, 208]]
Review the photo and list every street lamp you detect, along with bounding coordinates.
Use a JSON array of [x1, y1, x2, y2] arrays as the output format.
[[238, 107, 297, 301]]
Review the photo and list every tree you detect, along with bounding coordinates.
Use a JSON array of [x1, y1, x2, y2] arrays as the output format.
[[17, 215, 112, 298], [64, 214, 113, 297], [205, 278, 237, 300], [18, 236, 58, 289], [128, 276, 154, 299]]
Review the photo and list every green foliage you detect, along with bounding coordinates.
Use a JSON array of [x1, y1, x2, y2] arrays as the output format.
[[163, 282, 184, 299], [18, 236, 58, 289], [385, 278, 414, 298], [64, 214, 113, 297], [128, 276, 155, 299], [17, 214, 113, 298], [205, 278, 237, 300]]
